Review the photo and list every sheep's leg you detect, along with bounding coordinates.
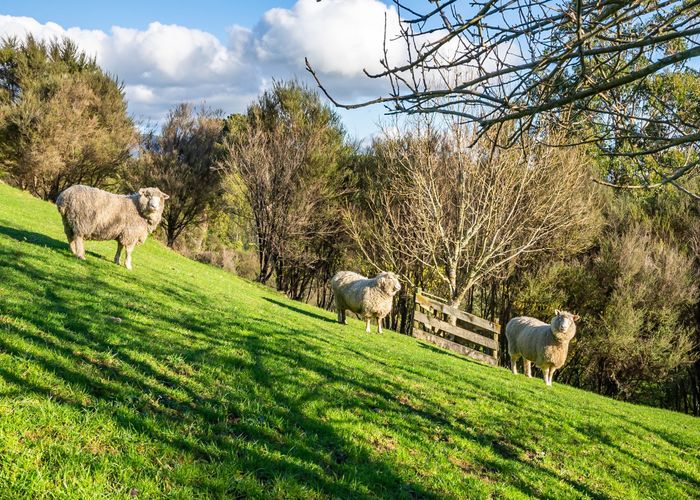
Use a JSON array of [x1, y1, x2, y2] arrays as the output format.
[[524, 360, 532, 378], [510, 354, 519, 374], [124, 243, 136, 270], [378, 317, 383, 334], [64, 226, 77, 256], [335, 298, 347, 325], [69, 238, 79, 257], [75, 236, 86, 260], [114, 241, 123, 265], [543, 367, 551, 386], [365, 318, 371, 333], [548, 368, 556, 386]]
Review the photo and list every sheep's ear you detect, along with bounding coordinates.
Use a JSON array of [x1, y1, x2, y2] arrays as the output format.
[[555, 309, 561, 316], [138, 188, 147, 196], [161, 192, 170, 200], [573, 314, 580, 321]]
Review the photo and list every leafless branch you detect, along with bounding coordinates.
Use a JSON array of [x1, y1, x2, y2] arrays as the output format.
[[348, 115, 600, 307], [308, 0, 700, 190]]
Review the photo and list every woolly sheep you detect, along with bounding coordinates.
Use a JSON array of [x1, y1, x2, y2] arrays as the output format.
[[331, 271, 401, 333], [56, 185, 169, 270], [505, 310, 580, 386]]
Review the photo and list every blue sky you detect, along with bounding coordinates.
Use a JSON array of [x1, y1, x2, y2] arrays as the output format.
[[0, 0, 429, 140], [0, 1, 294, 42]]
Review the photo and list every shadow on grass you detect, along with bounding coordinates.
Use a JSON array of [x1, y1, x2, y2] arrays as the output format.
[[0, 225, 67, 250], [263, 297, 337, 324], [0, 248, 442, 497], [0, 238, 697, 498], [580, 422, 700, 492], [0, 224, 104, 260]]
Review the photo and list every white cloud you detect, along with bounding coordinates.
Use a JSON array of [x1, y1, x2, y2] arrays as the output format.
[[103, 23, 243, 85], [255, 0, 404, 76], [124, 84, 155, 104], [0, 1, 408, 137]]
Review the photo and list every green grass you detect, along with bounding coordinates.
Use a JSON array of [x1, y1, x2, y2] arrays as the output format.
[[0, 182, 698, 499]]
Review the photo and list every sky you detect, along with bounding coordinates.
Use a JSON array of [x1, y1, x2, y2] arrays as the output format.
[[0, 0, 430, 141]]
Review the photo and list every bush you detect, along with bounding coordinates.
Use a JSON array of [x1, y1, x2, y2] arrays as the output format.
[[577, 225, 697, 400], [195, 249, 259, 280], [0, 36, 134, 200], [512, 212, 698, 402]]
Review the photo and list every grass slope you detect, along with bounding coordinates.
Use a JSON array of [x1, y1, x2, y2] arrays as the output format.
[[0, 182, 698, 499]]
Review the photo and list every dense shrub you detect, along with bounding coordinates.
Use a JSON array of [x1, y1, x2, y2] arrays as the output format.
[[0, 36, 134, 200], [511, 195, 698, 404]]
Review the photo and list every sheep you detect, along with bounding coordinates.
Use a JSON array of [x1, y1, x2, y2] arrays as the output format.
[[56, 184, 169, 270], [505, 310, 580, 386], [330, 271, 401, 333]]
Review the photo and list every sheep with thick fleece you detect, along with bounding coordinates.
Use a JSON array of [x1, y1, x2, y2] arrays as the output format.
[[331, 271, 401, 333], [505, 310, 580, 386], [56, 185, 169, 270]]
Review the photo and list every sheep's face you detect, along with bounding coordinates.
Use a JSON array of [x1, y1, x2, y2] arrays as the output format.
[[550, 309, 580, 340], [137, 188, 170, 216], [377, 271, 401, 296]]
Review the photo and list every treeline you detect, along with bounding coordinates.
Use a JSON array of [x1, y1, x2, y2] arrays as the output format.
[[1, 37, 698, 414]]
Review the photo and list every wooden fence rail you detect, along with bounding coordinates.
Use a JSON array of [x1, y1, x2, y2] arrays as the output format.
[[412, 288, 500, 366]]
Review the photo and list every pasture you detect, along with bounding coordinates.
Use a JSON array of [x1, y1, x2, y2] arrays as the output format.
[[0, 181, 698, 498]]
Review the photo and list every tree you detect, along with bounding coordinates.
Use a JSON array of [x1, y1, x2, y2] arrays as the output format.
[[347, 116, 599, 310], [307, 1, 700, 187], [343, 148, 430, 333], [512, 199, 698, 403], [0, 36, 135, 200], [219, 81, 350, 298], [591, 70, 700, 198], [585, 225, 697, 400], [130, 104, 224, 247]]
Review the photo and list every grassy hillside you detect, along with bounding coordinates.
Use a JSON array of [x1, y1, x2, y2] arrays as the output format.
[[0, 182, 698, 499]]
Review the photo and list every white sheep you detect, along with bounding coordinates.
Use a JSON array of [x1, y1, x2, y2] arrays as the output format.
[[330, 271, 401, 333], [56, 185, 169, 270], [505, 310, 580, 386]]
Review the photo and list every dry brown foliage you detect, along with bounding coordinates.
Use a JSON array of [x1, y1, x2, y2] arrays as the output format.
[[347, 117, 600, 307]]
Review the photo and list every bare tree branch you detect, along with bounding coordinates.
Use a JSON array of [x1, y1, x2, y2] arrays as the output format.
[[309, 0, 700, 191], [348, 115, 599, 308]]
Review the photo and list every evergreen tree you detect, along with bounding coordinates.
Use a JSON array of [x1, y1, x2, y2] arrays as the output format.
[[0, 35, 135, 200]]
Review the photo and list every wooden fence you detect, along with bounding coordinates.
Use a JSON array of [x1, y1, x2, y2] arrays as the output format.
[[412, 288, 500, 366]]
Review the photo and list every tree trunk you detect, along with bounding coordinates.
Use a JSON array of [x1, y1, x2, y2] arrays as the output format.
[[166, 227, 177, 248]]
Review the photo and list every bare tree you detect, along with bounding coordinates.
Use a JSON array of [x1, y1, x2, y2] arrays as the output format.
[[130, 104, 224, 247], [307, 1, 700, 189], [221, 122, 323, 283], [347, 117, 599, 310], [343, 149, 430, 332], [219, 82, 349, 293]]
